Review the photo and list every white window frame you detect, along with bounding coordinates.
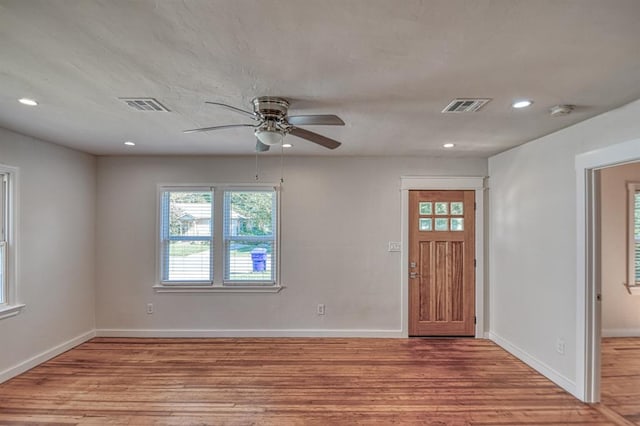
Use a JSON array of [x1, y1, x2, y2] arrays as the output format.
[[154, 183, 282, 293], [222, 187, 278, 285], [0, 164, 25, 320], [626, 182, 640, 295], [159, 186, 214, 284]]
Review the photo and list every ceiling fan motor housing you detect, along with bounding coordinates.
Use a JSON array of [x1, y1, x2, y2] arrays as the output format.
[[252, 97, 290, 121]]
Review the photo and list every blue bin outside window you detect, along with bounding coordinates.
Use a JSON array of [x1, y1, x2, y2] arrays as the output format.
[[250, 248, 267, 272]]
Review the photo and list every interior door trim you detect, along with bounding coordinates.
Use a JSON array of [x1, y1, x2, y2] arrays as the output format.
[[400, 176, 487, 338]]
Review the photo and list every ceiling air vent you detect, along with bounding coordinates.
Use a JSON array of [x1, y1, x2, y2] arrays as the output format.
[[442, 98, 491, 113], [119, 97, 170, 112]]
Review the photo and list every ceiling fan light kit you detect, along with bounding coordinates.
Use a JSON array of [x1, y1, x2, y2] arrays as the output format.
[[184, 96, 345, 152], [255, 126, 285, 146]]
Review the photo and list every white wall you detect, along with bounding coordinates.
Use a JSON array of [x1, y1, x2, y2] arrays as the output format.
[[0, 128, 96, 380], [600, 162, 640, 336], [95, 155, 487, 335], [488, 98, 640, 394]]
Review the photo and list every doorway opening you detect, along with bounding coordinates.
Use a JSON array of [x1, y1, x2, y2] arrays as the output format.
[[576, 138, 640, 403], [597, 162, 640, 423]]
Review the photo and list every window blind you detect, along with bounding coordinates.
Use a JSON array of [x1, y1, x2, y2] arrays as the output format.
[[223, 189, 277, 283], [0, 173, 6, 304], [160, 189, 213, 283]]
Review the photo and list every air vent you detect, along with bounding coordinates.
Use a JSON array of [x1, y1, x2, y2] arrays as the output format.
[[442, 98, 491, 113], [119, 97, 170, 112]]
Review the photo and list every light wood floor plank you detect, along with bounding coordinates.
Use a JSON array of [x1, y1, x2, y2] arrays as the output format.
[[0, 338, 622, 425], [602, 337, 640, 425]]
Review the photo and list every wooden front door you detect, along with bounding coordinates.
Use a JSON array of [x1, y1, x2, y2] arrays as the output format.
[[409, 190, 475, 336]]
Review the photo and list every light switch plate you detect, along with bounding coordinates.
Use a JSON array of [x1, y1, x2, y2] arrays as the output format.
[[388, 241, 401, 252]]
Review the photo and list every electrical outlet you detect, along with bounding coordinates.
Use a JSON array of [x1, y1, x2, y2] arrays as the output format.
[[146, 303, 154, 314], [388, 241, 401, 252], [317, 304, 325, 316], [556, 338, 565, 355]]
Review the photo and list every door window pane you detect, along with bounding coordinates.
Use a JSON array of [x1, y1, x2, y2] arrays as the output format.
[[419, 218, 432, 231], [435, 218, 448, 231], [435, 202, 448, 215], [451, 218, 464, 231], [419, 202, 432, 215], [451, 202, 464, 215]]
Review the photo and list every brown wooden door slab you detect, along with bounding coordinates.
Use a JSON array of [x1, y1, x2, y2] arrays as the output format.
[[409, 190, 475, 336]]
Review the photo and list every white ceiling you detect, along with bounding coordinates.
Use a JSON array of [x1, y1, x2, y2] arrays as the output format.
[[1, 0, 640, 157]]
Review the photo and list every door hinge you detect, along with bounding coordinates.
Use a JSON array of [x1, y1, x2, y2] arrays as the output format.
[[474, 202, 477, 211], [474, 316, 477, 324], [474, 259, 476, 267]]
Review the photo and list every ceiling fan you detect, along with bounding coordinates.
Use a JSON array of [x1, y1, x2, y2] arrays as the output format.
[[184, 97, 345, 152]]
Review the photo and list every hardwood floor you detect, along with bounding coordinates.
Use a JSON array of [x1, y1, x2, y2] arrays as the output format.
[[602, 337, 640, 425], [0, 337, 621, 425]]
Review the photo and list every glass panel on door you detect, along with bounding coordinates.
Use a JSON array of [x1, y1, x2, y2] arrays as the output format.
[[435, 218, 448, 231], [419, 218, 433, 231]]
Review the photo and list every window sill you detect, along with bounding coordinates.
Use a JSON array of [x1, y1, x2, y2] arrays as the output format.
[[153, 285, 284, 294], [628, 286, 640, 296], [0, 304, 26, 320]]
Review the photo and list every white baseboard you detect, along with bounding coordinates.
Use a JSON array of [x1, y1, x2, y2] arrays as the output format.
[[602, 328, 640, 337], [96, 328, 404, 338], [0, 330, 96, 384], [488, 331, 577, 397]]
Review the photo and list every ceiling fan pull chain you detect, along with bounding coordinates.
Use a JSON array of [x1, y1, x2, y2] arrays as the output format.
[[255, 151, 259, 181], [280, 143, 285, 184]]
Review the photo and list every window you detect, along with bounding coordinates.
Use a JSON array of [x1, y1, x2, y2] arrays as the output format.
[[160, 188, 213, 283], [0, 165, 24, 320], [0, 172, 6, 305], [224, 190, 277, 284], [157, 185, 279, 292], [628, 182, 640, 293]]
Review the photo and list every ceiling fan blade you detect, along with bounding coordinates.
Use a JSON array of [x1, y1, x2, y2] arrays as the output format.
[[255, 139, 270, 152], [289, 127, 342, 150], [205, 101, 258, 120], [183, 123, 256, 134], [287, 115, 345, 126]]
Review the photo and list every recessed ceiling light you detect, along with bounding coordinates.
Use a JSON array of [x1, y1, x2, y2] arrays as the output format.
[[512, 100, 533, 109], [124, 141, 135, 146], [443, 143, 455, 148], [282, 143, 292, 148], [18, 98, 38, 106]]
